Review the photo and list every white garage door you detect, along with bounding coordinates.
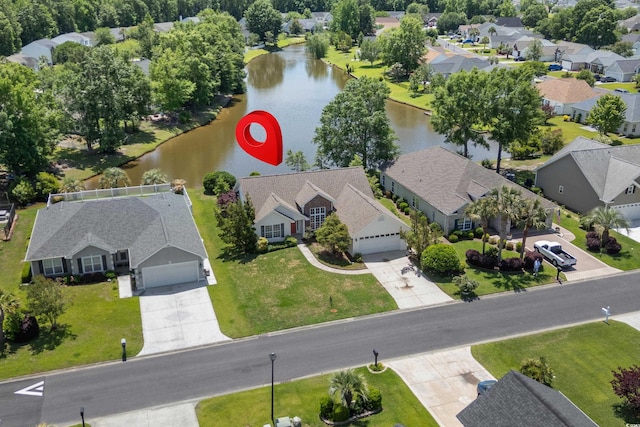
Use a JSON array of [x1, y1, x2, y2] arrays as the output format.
[[357, 235, 405, 255], [141, 261, 199, 288], [612, 203, 640, 221]]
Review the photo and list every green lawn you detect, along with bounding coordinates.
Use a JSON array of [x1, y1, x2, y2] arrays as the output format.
[[377, 197, 411, 225], [244, 36, 306, 63], [196, 367, 438, 427], [427, 240, 560, 298], [598, 82, 637, 93], [545, 116, 636, 145], [0, 282, 142, 380], [556, 209, 640, 271], [0, 204, 142, 379], [472, 321, 640, 426], [190, 191, 397, 338]]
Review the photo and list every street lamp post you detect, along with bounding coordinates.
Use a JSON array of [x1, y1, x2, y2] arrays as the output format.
[[270, 352, 277, 426], [80, 407, 85, 427], [121, 338, 127, 362]]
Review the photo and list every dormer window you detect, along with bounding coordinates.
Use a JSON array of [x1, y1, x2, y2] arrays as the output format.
[[627, 185, 636, 195]]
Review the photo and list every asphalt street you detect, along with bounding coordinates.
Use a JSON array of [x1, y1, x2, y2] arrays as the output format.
[[2, 270, 638, 426]]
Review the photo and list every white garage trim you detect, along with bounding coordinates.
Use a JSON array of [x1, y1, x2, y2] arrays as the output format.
[[354, 233, 405, 255], [141, 261, 199, 288]]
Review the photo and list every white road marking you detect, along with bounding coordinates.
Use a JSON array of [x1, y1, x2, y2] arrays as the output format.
[[14, 380, 44, 397]]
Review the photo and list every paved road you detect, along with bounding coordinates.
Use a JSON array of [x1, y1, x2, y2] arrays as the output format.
[[3, 270, 639, 426]]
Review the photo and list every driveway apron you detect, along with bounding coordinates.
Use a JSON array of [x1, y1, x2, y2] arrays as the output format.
[[363, 251, 453, 309], [138, 281, 230, 356]]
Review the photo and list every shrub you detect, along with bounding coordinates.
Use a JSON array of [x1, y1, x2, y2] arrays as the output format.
[[421, 244, 461, 274], [479, 254, 497, 269], [448, 234, 459, 243], [284, 236, 298, 247], [35, 172, 60, 200], [521, 357, 554, 386], [465, 249, 481, 266], [366, 387, 382, 411], [81, 273, 95, 284], [489, 236, 499, 245], [11, 180, 37, 206], [485, 246, 499, 259], [481, 158, 493, 169], [403, 206, 411, 214], [319, 396, 334, 419], [384, 190, 391, 198], [216, 190, 237, 207], [474, 227, 484, 238], [453, 274, 480, 294], [523, 250, 543, 270], [587, 237, 601, 251], [256, 237, 269, 253], [13, 314, 40, 343], [399, 202, 409, 211], [21, 262, 32, 284], [392, 194, 398, 202], [332, 404, 350, 422], [202, 171, 237, 195], [505, 242, 514, 251], [467, 231, 475, 240], [303, 230, 315, 241], [606, 237, 622, 254], [395, 198, 404, 207], [516, 241, 522, 253], [352, 252, 363, 263], [105, 270, 117, 280], [499, 257, 523, 271], [93, 271, 106, 282], [611, 365, 640, 412], [586, 231, 599, 239]]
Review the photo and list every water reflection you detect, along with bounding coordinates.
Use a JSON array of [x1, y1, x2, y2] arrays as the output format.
[[247, 53, 285, 89]]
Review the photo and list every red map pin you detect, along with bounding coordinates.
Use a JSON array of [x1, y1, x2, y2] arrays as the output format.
[[235, 110, 283, 166]]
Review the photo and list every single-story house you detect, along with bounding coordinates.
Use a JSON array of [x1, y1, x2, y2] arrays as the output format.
[[562, 50, 624, 73], [310, 11, 333, 28], [537, 78, 598, 115], [380, 147, 557, 234], [554, 40, 593, 62], [495, 17, 524, 28], [424, 13, 441, 28], [513, 36, 557, 62], [282, 18, 318, 34], [51, 32, 92, 47], [536, 137, 640, 220], [571, 91, 640, 137], [20, 38, 58, 65], [603, 58, 640, 83], [4, 53, 40, 71], [621, 33, 640, 56], [621, 14, 640, 32], [457, 370, 598, 427], [429, 54, 491, 78], [24, 187, 209, 290], [237, 168, 409, 255]]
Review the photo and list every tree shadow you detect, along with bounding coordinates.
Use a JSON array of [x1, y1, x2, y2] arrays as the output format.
[[216, 250, 258, 264], [126, 128, 157, 144], [55, 147, 135, 174], [28, 324, 77, 355], [612, 402, 640, 424]]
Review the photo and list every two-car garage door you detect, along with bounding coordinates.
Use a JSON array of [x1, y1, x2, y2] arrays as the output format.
[[356, 234, 405, 254], [141, 261, 199, 288]]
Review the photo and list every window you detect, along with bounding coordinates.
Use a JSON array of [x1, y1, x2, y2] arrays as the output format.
[[310, 207, 326, 230], [558, 185, 564, 194], [381, 175, 385, 186], [457, 218, 473, 231], [633, 124, 637, 133], [263, 224, 283, 239], [43, 258, 63, 275], [412, 196, 420, 209], [391, 182, 395, 192], [81, 255, 103, 273], [627, 185, 636, 195]]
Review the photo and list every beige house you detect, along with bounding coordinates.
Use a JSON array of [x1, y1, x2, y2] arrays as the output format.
[[381, 147, 556, 234], [535, 137, 640, 220], [536, 78, 598, 116]]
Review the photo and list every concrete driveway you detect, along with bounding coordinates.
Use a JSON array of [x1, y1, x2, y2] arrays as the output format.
[[616, 219, 640, 243], [363, 251, 453, 309], [388, 347, 495, 427], [527, 230, 621, 282], [138, 281, 230, 356]]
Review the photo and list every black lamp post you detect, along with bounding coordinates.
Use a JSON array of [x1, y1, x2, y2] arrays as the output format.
[[373, 349, 379, 367], [270, 352, 277, 426], [80, 407, 85, 427], [121, 338, 127, 362]]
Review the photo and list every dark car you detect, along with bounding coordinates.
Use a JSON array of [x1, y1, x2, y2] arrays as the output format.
[[514, 56, 525, 61], [601, 76, 617, 82], [548, 64, 562, 71], [477, 380, 497, 396], [593, 74, 601, 81]]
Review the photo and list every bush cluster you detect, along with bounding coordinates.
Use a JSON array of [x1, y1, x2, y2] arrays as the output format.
[[465, 249, 497, 269], [585, 231, 622, 254], [498, 257, 523, 271], [422, 244, 461, 274], [523, 250, 544, 270], [203, 171, 236, 195], [448, 229, 475, 242], [256, 237, 269, 254]]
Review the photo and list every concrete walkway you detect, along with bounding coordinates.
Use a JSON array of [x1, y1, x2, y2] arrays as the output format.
[[296, 243, 370, 275], [138, 281, 231, 356], [88, 402, 198, 427], [363, 251, 453, 309]]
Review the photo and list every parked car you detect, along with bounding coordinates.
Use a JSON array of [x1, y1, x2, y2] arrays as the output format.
[[462, 38, 475, 44], [615, 88, 630, 93], [601, 76, 616, 82], [514, 56, 525, 61], [547, 64, 562, 71], [534, 240, 577, 268], [593, 74, 601, 81]]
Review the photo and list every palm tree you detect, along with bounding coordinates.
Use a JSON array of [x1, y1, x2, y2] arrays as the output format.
[[516, 198, 549, 259], [489, 185, 522, 262], [582, 206, 630, 248], [0, 291, 19, 351], [329, 369, 368, 411], [488, 26, 497, 37], [465, 197, 497, 255], [141, 168, 169, 185], [60, 177, 85, 193], [98, 167, 130, 189]]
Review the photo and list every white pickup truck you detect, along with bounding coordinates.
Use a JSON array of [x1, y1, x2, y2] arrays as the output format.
[[533, 240, 577, 268]]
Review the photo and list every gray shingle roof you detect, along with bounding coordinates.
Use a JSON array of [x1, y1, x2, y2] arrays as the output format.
[[538, 137, 640, 202], [25, 192, 207, 267], [457, 370, 598, 427], [430, 55, 490, 75], [335, 184, 407, 234], [238, 167, 373, 221], [382, 147, 556, 215], [573, 92, 640, 123]]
